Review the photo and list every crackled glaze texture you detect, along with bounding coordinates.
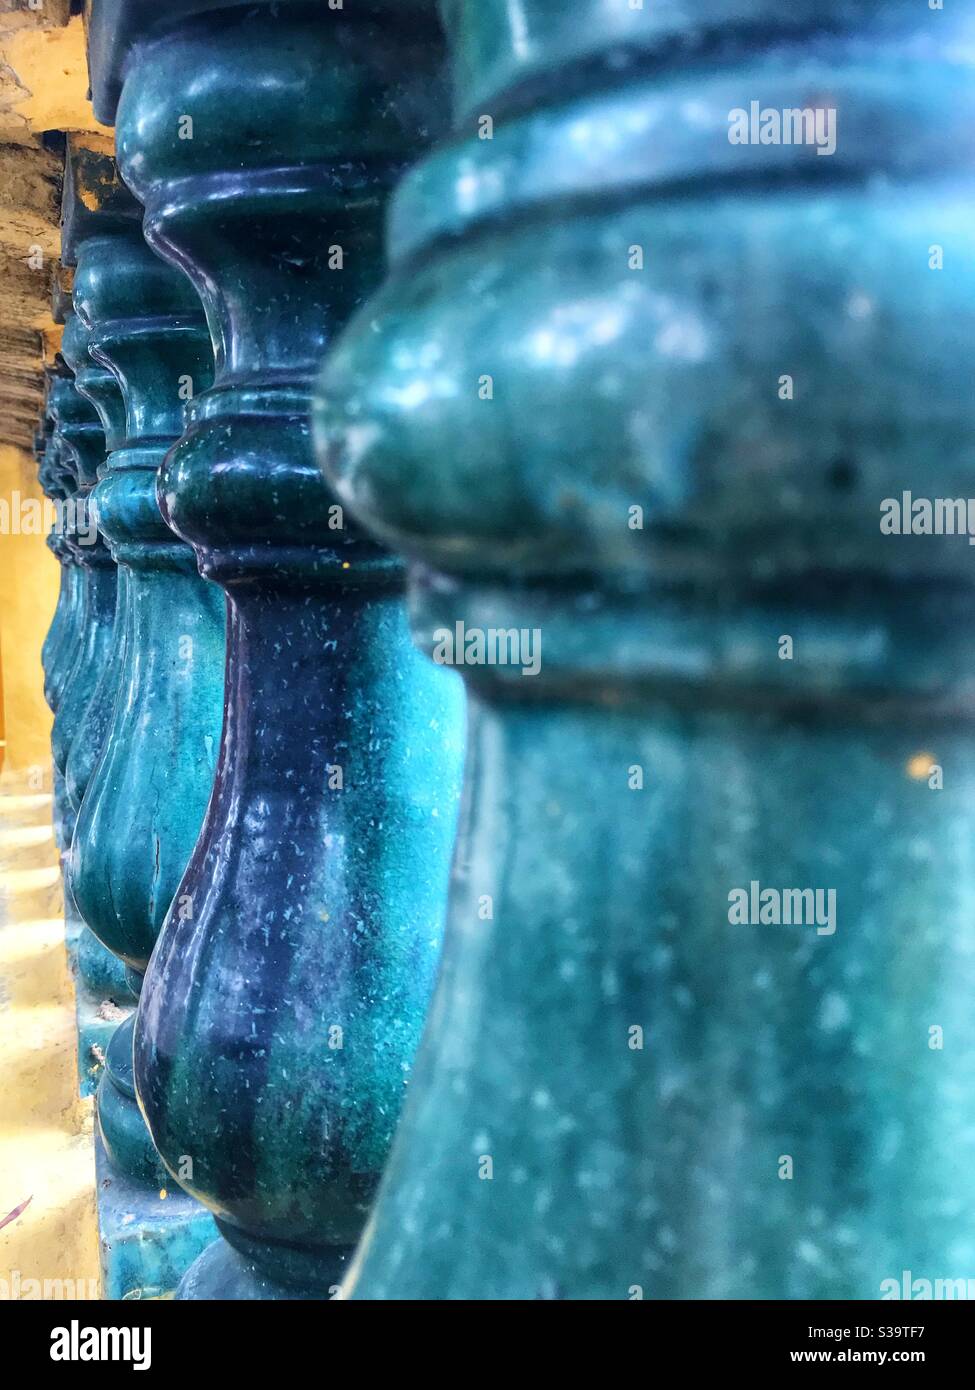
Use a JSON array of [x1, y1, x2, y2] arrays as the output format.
[[315, 0, 975, 1297], [91, 0, 465, 1298]]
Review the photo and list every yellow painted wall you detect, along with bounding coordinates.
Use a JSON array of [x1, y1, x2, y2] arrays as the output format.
[[0, 4, 102, 1306], [0, 837, 99, 1304], [1, 14, 111, 140], [0, 443, 57, 780], [0, 441, 99, 1300], [0, 461, 100, 1304]]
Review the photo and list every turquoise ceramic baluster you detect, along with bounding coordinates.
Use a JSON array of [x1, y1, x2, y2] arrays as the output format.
[[58, 314, 137, 1094], [39, 399, 85, 979], [36, 406, 80, 867], [53, 164, 145, 1093], [37, 413, 73, 705], [88, 0, 466, 1299], [317, 0, 975, 1297], [41, 406, 87, 728], [45, 346, 133, 1085], [42, 551, 78, 738], [63, 145, 223, 1300], [41, 421, 81, 727], [48, 363, 117, 800], [60, 313, 129, 813], [68, 226, 221, 992]]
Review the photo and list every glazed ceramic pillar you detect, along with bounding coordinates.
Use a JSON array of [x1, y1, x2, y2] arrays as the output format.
[[42, 545, 79, 730], [41, 544, 77, 732], [53, 159, 151, 1097], [35, 412, 79, 867], [44, 350, 133, 1091], [47, 363, 116, 808], [60, 312, 129, 813], [40, 423, 81, 725], [38, 405, 83, 933], [37, 416, 74, 708], [69, 218, 222, 1059], [317, 1, 975, 1298], [57, 308, 139, 1096], [37, 372, 87, 872], [89, 0, 465, 1298], [61, 206, 225, 1294]]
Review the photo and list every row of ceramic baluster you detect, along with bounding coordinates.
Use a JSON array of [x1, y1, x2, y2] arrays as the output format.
[[36, 0, 975, 1299]]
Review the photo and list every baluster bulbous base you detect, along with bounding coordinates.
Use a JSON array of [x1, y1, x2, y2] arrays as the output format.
[[96, 1015, 169, 1187], [176, 1232, 351, 1302], [51, 555, 117, 781], [136, 567, 465, 1298], [69, 555, 225, 981], [65, 570, 130, 811]]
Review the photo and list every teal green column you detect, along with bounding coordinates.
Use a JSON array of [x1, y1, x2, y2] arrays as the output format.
[[61, 144, 223, 1299], [68, 221, 223, 1001], [37, 385, 82, 976], [36, 410, 73, 717], [88, 0, 465, 1299], [316, 0, 975, 1297], [36, 395, 81, 855], [45, 331, 134, 1096], [41, 420, 82, 723], [50, 173, 143, 1098], [57, 307, 139, 1098], [47, 365, 116, 805], [59, 312, 128, 815]]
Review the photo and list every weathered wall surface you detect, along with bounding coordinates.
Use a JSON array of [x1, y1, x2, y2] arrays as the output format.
[[1, 3, 109, 774], [0, 2, 111, 450]]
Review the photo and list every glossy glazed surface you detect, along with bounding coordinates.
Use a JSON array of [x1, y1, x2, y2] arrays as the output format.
[[64, 222, 223, 1188], [316, 0, 975, 1297], [69, 231, 222, 982], [99, 0, 465, 1296], [60, 312, 129, 813]]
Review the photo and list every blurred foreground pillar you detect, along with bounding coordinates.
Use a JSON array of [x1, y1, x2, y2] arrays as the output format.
[[318, 0, 975, 1298]]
